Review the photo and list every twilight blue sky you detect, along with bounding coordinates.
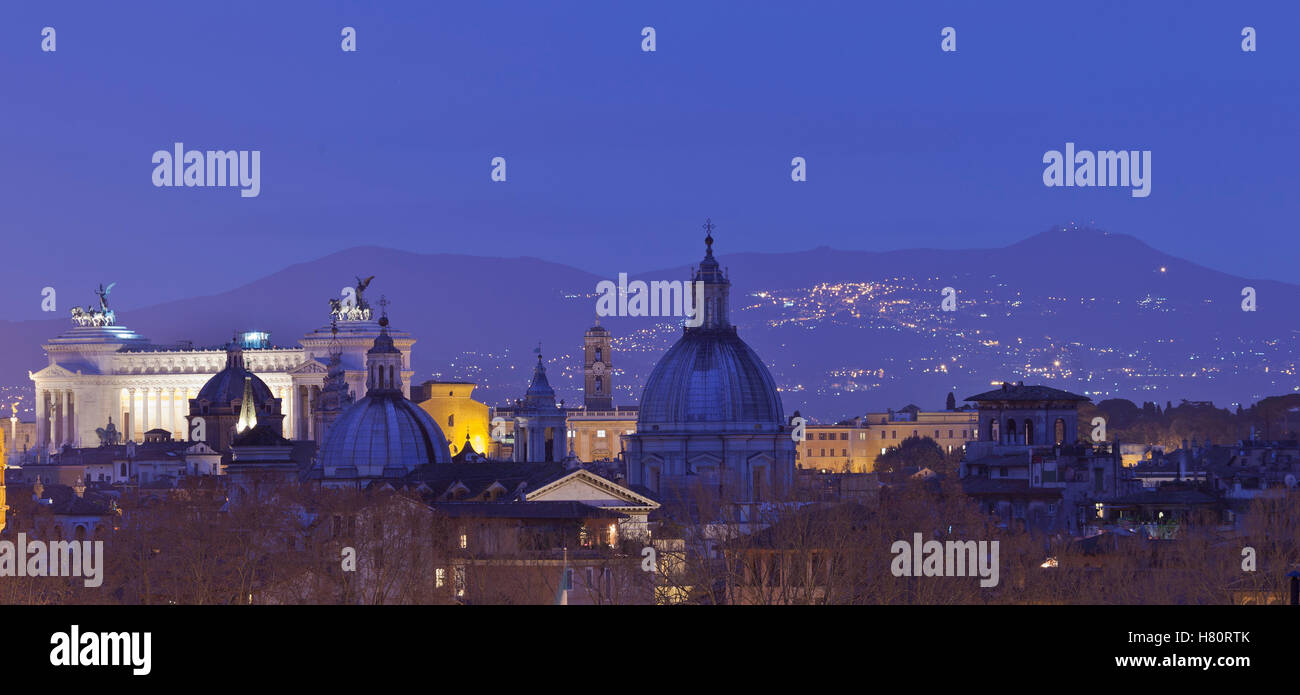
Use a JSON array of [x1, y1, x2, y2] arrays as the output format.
[[2, 0, 1298, 319]]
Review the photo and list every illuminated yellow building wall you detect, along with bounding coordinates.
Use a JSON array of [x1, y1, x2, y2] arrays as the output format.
[[415, 382, 490, 457], [798, 411, 979, 473]]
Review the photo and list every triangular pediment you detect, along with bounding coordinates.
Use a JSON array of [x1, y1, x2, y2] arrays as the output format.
[[30, 363, 82, 380], [688, 452, 724, 468], [288, 359, 328, 375], [526, 469, 660, 509]]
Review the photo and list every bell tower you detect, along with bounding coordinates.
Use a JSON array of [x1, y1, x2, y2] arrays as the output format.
[[583, 321, 613, 410]]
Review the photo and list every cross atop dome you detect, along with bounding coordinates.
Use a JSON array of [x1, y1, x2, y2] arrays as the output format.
[[703, 218, 715, 257]]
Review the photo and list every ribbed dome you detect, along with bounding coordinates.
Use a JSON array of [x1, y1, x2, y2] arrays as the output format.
[[317, 392, 451, 478], [637, 328, 784, 427], [197, 345, 274, 407]]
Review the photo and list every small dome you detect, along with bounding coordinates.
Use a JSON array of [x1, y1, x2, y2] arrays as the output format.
[[197, 344, 274, 407], [317, 389, 451, 478], [367, 318, 401, 355], [637, 329, 783, 427]]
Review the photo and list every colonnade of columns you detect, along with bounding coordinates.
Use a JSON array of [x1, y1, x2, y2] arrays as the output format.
[[35, 389, 76, 453], [36, 381, 310, 454], [297, 384, 320, 441], [121, 387, 195, 442]]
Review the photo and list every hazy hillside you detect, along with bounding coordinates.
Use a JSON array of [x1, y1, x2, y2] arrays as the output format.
[[6, 228, 1300, 422]]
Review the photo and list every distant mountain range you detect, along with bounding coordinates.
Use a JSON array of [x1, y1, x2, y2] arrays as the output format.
[[4, 226, 1298, 422]]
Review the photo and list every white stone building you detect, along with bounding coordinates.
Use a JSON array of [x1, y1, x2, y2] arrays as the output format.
[[28, 283, 414, 454]]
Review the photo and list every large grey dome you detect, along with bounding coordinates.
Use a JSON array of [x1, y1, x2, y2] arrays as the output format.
[[638, 328, 784, 427], [637, 229, 785, 429], [318, 392, 451, 479]]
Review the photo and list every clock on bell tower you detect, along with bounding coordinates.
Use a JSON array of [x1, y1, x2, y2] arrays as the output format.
[[583, 321, 614, 410]]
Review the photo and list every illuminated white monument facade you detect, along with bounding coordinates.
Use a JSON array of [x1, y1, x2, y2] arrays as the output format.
[[28, 279, 414, 453]]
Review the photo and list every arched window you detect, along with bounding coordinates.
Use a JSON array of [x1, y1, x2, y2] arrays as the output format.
[[595, 348, 603, 362], [448, 414, 455, 428], [1005, 419, 1017, 444], [1023, 419, 1034, 446], [595, 376, 603, 392], [1054, 418, 1067, 445]]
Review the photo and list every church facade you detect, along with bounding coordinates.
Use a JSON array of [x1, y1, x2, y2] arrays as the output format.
[[28, 279, 414, 453]]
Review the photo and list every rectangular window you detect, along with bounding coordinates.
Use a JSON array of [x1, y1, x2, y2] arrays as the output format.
[[840, 432, 848, 440], [436, 568, 446, 588], [596, 429, 606, 438], [841, 449, 847, 457]]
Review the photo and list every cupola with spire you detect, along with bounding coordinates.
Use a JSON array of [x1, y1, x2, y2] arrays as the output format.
[[511, 347, 569, 463], [691, 218, 732, 332], [365, 298, 404, 396]]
